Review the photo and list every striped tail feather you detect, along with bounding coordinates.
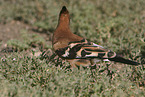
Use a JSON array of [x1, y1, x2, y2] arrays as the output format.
[[108, 55, 139, 65]]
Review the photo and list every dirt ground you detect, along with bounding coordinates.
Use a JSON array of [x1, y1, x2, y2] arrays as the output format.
[[0, 21, 50, 51]]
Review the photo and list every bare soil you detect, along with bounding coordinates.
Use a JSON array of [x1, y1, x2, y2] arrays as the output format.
[[0, 20, 50, 51]]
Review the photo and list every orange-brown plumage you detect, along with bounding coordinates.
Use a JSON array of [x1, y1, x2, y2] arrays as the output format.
[[53, 6, 83, 51], [52, 6, 139, 67]]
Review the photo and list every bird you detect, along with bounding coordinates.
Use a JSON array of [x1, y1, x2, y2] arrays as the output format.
[[52, 6, 140, 67]]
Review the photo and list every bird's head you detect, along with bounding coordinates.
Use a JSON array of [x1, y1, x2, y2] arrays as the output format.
[[59, 6, 70, 24]]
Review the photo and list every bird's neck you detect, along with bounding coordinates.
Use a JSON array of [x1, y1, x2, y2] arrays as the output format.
[[57, 19, 70, 29], [53, 21, 72, 45], [56, 19, 71, 34]]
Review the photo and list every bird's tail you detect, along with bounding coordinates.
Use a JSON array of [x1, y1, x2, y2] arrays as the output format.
[[108, 56, 140, 65]]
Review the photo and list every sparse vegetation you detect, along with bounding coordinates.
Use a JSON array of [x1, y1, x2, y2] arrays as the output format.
[[0, 0, 144, 96]]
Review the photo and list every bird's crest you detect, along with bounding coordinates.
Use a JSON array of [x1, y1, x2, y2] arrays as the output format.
[[60, 6, 69, 15]]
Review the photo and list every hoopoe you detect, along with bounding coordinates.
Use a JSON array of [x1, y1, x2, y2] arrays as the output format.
[[52, 6, 139, 67]]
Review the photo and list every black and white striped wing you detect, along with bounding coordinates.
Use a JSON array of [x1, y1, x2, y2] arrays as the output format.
[[55, 39, 139, 65], [55, 39, 116, 60]]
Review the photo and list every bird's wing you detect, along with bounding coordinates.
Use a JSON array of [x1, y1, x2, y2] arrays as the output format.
[[55, 39, 139, 65], [55, 39, 116, 60]]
